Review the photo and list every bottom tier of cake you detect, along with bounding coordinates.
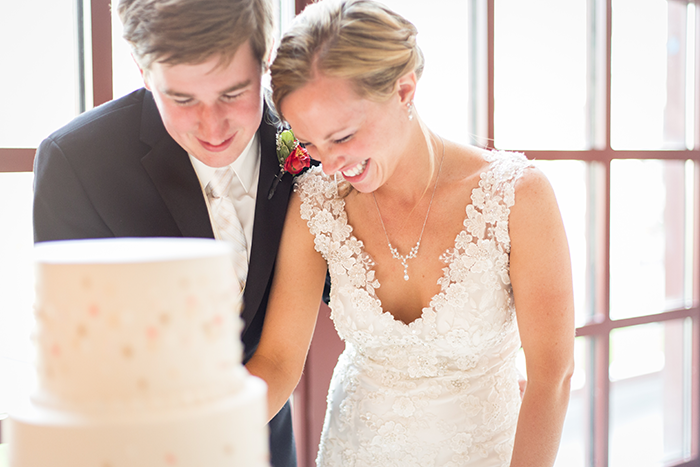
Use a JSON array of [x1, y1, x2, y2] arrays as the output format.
[[7, 376, 269, 467]]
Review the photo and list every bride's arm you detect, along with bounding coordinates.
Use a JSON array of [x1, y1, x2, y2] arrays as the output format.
[[508, 167, 575, 467], [245, 191, 328, 421]]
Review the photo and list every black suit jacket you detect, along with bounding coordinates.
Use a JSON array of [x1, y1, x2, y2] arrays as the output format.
[[33, 88, 297, 467]]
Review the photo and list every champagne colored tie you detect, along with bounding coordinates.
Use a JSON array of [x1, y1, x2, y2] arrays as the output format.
[[206, 166, 248, 290]]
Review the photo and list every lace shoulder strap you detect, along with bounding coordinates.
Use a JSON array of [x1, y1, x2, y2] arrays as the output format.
[[294, 165, 334, 203], [471, 150, 534, 253], [294, 166, 347, 258], [481, 150, 534, 208]]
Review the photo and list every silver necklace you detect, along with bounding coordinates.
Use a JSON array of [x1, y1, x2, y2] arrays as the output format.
[[372, 136, 446, 281]]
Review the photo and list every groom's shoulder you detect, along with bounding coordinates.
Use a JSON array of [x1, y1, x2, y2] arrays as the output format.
[[46, 88, 150, 145]]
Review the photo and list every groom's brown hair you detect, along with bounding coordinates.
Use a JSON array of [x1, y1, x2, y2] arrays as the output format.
[[117, 0, 274, 72]]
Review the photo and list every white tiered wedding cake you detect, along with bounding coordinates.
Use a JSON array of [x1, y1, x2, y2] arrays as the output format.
[[8, 237, 269, 467]]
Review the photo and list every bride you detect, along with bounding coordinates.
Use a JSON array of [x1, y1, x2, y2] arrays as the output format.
[[246, 0, 575, 465]]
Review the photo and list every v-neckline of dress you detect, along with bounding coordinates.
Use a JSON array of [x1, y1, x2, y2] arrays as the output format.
[[339, 157, 498, 329]]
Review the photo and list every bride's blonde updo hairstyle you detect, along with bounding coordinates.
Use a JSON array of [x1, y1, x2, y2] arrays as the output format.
[[270, 0, 424, 118]]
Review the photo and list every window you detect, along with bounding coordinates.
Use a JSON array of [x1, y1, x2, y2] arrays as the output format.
[[490, 1, 699, 465], [344, 0, 700, 466]]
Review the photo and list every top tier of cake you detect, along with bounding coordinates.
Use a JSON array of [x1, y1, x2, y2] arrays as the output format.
[[32, 237, 246, 412]]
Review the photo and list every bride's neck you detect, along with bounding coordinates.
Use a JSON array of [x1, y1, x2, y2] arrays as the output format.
[[375, 129, 441, 206]]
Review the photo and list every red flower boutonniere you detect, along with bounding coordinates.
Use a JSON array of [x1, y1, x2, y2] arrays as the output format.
[[268, 129, 311, 199]]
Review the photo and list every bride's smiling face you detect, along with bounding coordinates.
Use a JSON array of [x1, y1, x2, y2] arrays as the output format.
[[280, 74, 410, 193]]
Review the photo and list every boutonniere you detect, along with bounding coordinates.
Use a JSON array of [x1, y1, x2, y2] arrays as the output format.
[[268, 128, 311, 199]]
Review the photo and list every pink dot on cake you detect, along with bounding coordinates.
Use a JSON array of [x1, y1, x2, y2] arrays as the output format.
[[146, 326, 159, 340], [137, 378, 149, 391]]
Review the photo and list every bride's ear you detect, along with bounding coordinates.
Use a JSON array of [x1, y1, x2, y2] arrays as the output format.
[[396, 71, 417, 106]]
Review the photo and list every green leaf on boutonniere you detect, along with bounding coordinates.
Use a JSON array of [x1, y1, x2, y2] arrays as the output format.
[[276, 129, 297, 165]]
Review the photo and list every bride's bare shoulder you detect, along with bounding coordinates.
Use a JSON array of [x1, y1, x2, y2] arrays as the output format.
[[443, 141, 492, 182]]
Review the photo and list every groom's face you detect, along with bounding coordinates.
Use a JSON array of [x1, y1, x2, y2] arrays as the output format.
[[143, 41, 264, 168]]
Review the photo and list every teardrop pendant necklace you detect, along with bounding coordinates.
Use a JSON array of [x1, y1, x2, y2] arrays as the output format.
[[372, 136, 446, 281]]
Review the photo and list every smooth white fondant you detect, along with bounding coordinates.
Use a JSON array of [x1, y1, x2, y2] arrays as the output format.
[[9, 377, 269, 467]]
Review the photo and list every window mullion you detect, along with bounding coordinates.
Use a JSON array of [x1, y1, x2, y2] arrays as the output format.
[[486, 0, 495, 146], [604, 0, 612, 152], [588, 0, 612, 462], [467, 0, 488, 147], [587, 0, 608, 150], [696, 3, 700, 149], [91, 0, 112, 108], [692, 162, 700, 461], [0, 149, 35, 173]]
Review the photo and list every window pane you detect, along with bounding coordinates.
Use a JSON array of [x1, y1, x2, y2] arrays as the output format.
[[112, 6, 144, 100], [534, 160, 592, 327], [0, 1, 79, 147], [377, 0, 473, 144], [609, 320, 693, 466], [611, 0, 690, 150], [610, 159, 694, 320], [0, 173, 36, 416], [494, 0, 587, 150], [554, 336, 590, 467]]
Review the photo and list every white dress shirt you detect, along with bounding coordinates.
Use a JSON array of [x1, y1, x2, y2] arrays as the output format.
[[189, 134, 261, 261]]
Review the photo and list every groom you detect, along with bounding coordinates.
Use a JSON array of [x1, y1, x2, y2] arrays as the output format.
[[32, 0, 298, 465]]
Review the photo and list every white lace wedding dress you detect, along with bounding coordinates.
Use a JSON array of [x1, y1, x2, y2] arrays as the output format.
[[296, 150, 533, 467]]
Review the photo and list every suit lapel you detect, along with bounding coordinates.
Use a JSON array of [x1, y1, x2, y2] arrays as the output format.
[[241, 109, 293, 332], [139, 92, 214, 239]]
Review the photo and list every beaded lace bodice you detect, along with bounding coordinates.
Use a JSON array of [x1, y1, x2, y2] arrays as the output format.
[[296, 150, 533, 467]]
